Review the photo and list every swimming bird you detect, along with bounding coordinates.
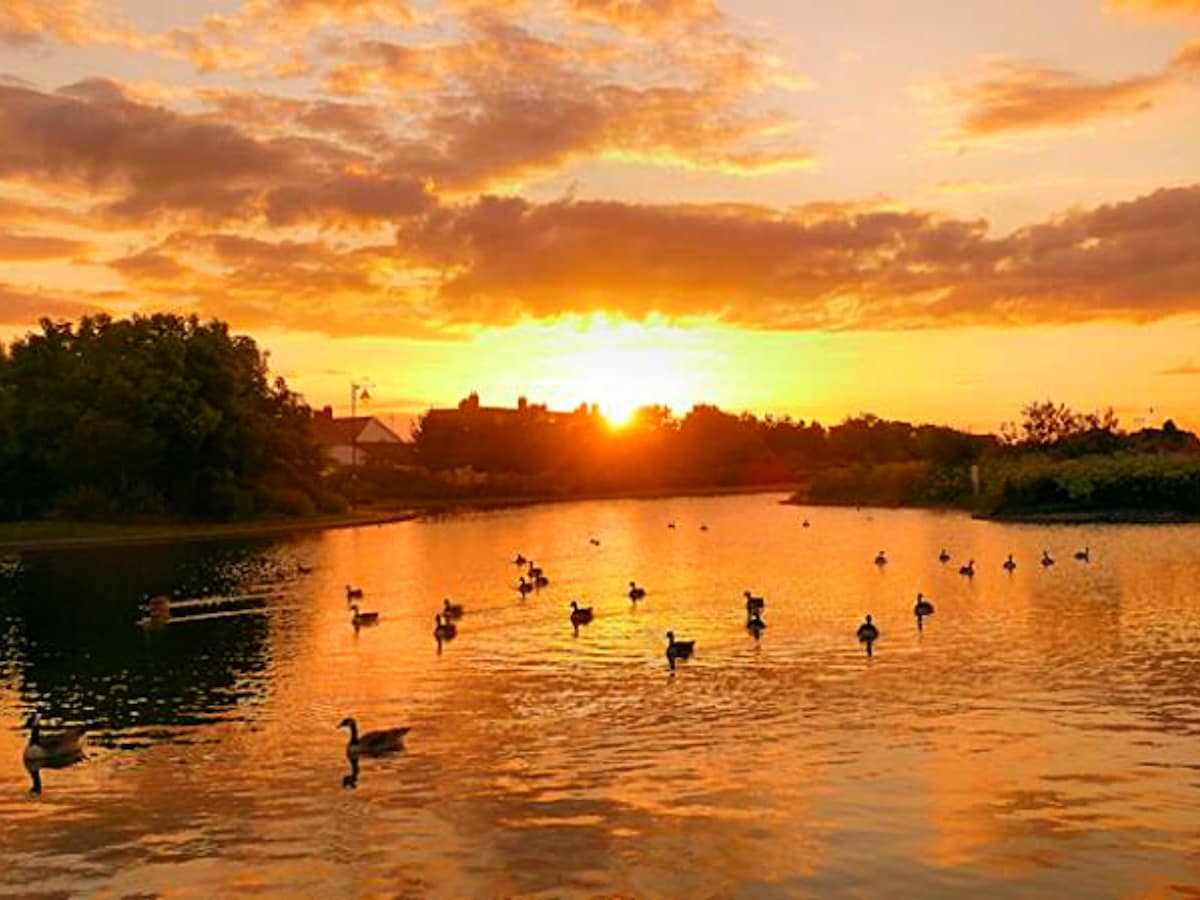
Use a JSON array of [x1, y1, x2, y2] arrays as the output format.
[[517, 577, 533, 596], [351, 605, 379, 627], [802, 519, 811, 528], [570, 601, 594, 626], [628, 581, 646, 601], [875, 550, 887, 566], [744, 590, 765, 614], [666, 631, 695, 668], [338, 717, 409, 757], [959, 560, 975, 577], [345, 585, 363, 601], [23, 714, 86, 766], [857, 615, 879, 642], [700, 523, 708, 531], [528, 564, 543, 579], [534, 574, 550, 588], [442, 598, 464, 619], [938, 548, 951, 563], [1041, 550, 1055, 567], [914, 593, 934, 617], [589, 537, 601, 546], [514, 553, 527, 566], [1003, 554, 1016, 572], [746, 612, 767, 634], [1075, 547, 1090, 562], [434, 614, 457, 640], [667, 521, 676, 529]]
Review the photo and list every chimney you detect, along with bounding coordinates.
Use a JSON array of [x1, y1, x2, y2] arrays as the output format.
[[320, 405, 334, 420]]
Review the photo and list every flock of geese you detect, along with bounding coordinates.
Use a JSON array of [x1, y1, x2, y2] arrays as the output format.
[[19, 518, 1097, 792]]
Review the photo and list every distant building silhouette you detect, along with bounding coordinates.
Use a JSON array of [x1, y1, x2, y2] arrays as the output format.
[[311, 406, 408, 468]]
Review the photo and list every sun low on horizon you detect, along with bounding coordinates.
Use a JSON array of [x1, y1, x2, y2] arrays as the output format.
[[0, 0, 1198, 434]]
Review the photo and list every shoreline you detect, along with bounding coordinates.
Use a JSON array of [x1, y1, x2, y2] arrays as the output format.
[[0, 484, 801, 552]]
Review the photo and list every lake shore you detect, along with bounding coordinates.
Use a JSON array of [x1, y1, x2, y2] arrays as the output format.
[[784, 493, 1200, 524], [0, 483, 803, 552]]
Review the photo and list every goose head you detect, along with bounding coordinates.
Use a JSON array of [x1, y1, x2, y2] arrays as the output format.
[[666, 630, 675, 642]]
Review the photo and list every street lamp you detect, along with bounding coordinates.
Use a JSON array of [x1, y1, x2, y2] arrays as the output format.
[[349, 379, 373, 470]]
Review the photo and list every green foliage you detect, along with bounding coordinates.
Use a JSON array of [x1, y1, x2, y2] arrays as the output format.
[[0, 313, 326, 521]]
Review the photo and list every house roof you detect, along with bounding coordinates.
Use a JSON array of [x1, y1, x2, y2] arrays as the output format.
[[310, 415, 403, 447]]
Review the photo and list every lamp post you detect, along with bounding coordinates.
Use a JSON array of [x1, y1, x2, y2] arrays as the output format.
[[349, 379, 372, 508]]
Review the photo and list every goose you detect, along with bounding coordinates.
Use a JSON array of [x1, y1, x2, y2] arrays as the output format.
[[874, 551, 887, 566], [1041, 550, 1055, 567], [1003, 554, 1016, 572], [338, 717, 409, 757], [570, 601, 594, 626], [589, 537, 601, 546], [23, 714, 86, 766], [513, 553, 527, 566], [857, 615, 879, 643], [700, 524, 709, 532], [959, 560, 975, 577], [666, 631, 695, 668], [1075, 547, 1090, 562], [517, 577, 534, 596], [802, 519, 811, 528], [534, 574, 550, 588], [746, 612, 767, 634], [147, 595, 171, 624], [528, 564, 543, 579], [938, 548, 951, 563], [434, 614, 457, 640], [667, 521, 677, 529], [350, 605, 379, 627], [345, 585, 364, 601], [744, 590, 765, 613], [628, 581, 646, 601], [913, 593, 934, 617], [442, 598, 464, 619]]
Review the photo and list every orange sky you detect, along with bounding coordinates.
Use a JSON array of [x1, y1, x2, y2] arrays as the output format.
[[1, 0, 1198, 432]]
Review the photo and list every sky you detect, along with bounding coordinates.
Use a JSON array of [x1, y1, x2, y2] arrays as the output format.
[[0, 0, 1198, 432]]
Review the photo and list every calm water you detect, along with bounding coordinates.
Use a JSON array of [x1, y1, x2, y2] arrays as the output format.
[[3, 495, 1200, 898]]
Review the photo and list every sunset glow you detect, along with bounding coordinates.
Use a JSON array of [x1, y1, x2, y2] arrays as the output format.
[[0, 0, 1198, 429]]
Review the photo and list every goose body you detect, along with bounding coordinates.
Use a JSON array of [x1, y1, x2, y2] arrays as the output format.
[[514, 554, 527, 566], [938, 548, 951, 563], [628, 581, 646, 601], [700, 524, 708, 532], [959, 560, 975, 577], [746, 613, 767, 633], [667, 521, 676, 529], [350, 605, 379, 627], [528, 565, 543, 579], [857, 615, 879, 642], [589, 537, 601, 546], [23, 715, 86, 765], [570, 601, 594, 626], [338, 717, 409, 757], [914, 594, 934, 617], [434, 614, 457, 640], [346, 585, 364, 601], [1003, 554, 1016, 571], [666, 631, 695, 667], [802, 519, 810, 528], [534, 574, 550, 588], [517, 577, 534, 596], [1075, 547, 1090, 561], [1041, 551, 1055, 567], [442, 598, 464, 619], [874, 551, 887, 566]]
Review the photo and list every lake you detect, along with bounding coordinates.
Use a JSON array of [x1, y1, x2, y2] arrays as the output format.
[[2, 494, 1200, 898]]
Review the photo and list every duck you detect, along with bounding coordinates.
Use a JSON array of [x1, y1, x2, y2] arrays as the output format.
[[1003, 553, 1016, 572], [23, 714, 86, 766], [938, 548, 951, 563], [856, 615, 879, 642], [1041, 550, 1055, 567], [913, 593, 934, 617], [744, 590, 765, 613], [513, 553, 527, 566], [874, 550, 887, 566], [666, 631, 695, 668], [746, 612, 767, 634], [338, 717, 409, 757], [442, 598, 464, 619], [628, 581, 646, 601], [570, 601, 594, 626], [345, 585, 364, 601], [1075, 547, 1090, 562], [350, 605, 379, 627], [959, 559, 975, 577], [517, 577, 534, 596], [434, 614, 457, 640]]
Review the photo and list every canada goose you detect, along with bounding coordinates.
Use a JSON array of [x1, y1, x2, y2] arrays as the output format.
[[744, 591, 765, 613], [442, 598, 464, 619], [534, 574, 550, 588], [1075, 547, 1090, 562], [1041, 550, 1055, 567], [350, 605, 379, 627], [589, 537, 601, 546], [628, 581, 646, 601], [346, 585, 363, 601], [857, 615, 879, 642], [700, 524, 708, 531], [434, 614, 457, 640], [666, 631, 695, 667], [667, 521, 676, 529], [23, 714, 86, 766], [914, 593, 934, 617], [938, 548, 951, 563], [517, 577, 533, 596], [528, 564, 543, 579], [570, 601, 594, 626], [338, 717, 409, 757], [513, 553, 527, 566], [802, 519, 811, 528], [746, 612, 767, 633], [1003, 554, 1016, 571], [959, 560, 975, 577], [875, 551, 887, 566]]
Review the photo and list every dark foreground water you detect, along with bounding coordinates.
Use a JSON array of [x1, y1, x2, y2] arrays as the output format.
[[2, 495, 1200, 898]]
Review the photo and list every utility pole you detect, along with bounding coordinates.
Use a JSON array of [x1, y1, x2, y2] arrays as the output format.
[[349, 379, 372, 507]]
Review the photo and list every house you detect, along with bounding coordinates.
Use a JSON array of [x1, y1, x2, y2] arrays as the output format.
[[310, 406, 408, 467]]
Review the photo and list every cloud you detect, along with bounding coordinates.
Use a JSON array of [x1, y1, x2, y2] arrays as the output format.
[[1161, 361, 1200, 375], [0, 283, 103, 324], [934, 43, 1199, 142], [0, 231, 88, 260], [565, 0, 721, 37], [1106, 0, 1200, 17], [0, 0, 118, 47]]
